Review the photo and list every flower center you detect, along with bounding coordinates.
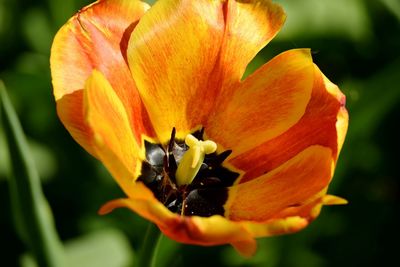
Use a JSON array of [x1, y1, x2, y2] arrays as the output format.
[[137, 128, 239, 217]]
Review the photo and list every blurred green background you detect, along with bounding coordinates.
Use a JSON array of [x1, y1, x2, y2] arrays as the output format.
[[1, 0, 399, 266]]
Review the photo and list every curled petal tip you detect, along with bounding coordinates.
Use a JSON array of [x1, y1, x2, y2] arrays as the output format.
[[98, 201, 117, 215], [340, 94, 347, 107], [323, 195, 348, 205], [231, 239, 257, 258]]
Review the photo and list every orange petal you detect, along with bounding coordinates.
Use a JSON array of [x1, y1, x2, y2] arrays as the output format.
[[207, 49, 314, 156], [229, 64, 348, 183], [244, 216, 309, 238], [51, 0, 154, 155], [84, 70, 144, 192], [302, 194, 348, 219], [99, 187, 176, 228], [302, 194, 348, 220], [320, 67, 349, 154], [225, 145, 333, 221], [56, 90, 97, 156], [215, 0, 285, 88], [271, 188, 328, 220], [230, 239, 258, 258], [100, 195, 257, 257], [128, 0, 285, 143], [127, 0, 226, 142], [100, 192, 310, 257]]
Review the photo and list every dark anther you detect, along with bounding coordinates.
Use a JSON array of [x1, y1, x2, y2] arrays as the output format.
[[192, 127, 205, 140], [167, 127, 176, 155], [211, 150, 232, 165], [166, 127, 177, 183], [137, 128, 239, 217]]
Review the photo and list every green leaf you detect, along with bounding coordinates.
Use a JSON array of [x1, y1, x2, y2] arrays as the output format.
[[381, 0, 400, 21], [0, 129, 10, 179], [332, 58, 400, 185], [21, 8, 53, 54], [276, 0, 371, 41], [46, 0, 77, 28], [0, 81, 65, 267], [0, 131, 57, 182], [21, 229, 134, 267], [65, 229, 134, 267]]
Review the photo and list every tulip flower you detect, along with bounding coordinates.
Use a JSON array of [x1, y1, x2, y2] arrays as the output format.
[[51, 0, 348, 256]]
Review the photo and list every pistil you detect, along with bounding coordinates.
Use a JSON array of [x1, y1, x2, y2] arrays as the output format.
[[175, 134, 217, 186]]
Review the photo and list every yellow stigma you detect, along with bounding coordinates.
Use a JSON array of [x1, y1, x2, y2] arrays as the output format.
[[175, 134, 217, 186]]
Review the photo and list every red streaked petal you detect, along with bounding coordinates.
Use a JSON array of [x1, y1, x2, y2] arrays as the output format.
[[225, 145, 333, 221], [51, 0, 154, 155], [100, 192, 312, 257], [127, 0, 225, 143], [207, 49, 314, 157], [56, 90, 97, 156], [127, 0, 285, 143], [100, 195, 257, 257], [271, 188, 328, 220], [216, 0, 285, 87], [52, 0, 149, 100], [319, 67, 349, 154], [229, 64, 347, 183]]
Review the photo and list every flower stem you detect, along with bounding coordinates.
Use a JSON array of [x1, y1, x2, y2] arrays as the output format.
[[136, 223, 163, 267]]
